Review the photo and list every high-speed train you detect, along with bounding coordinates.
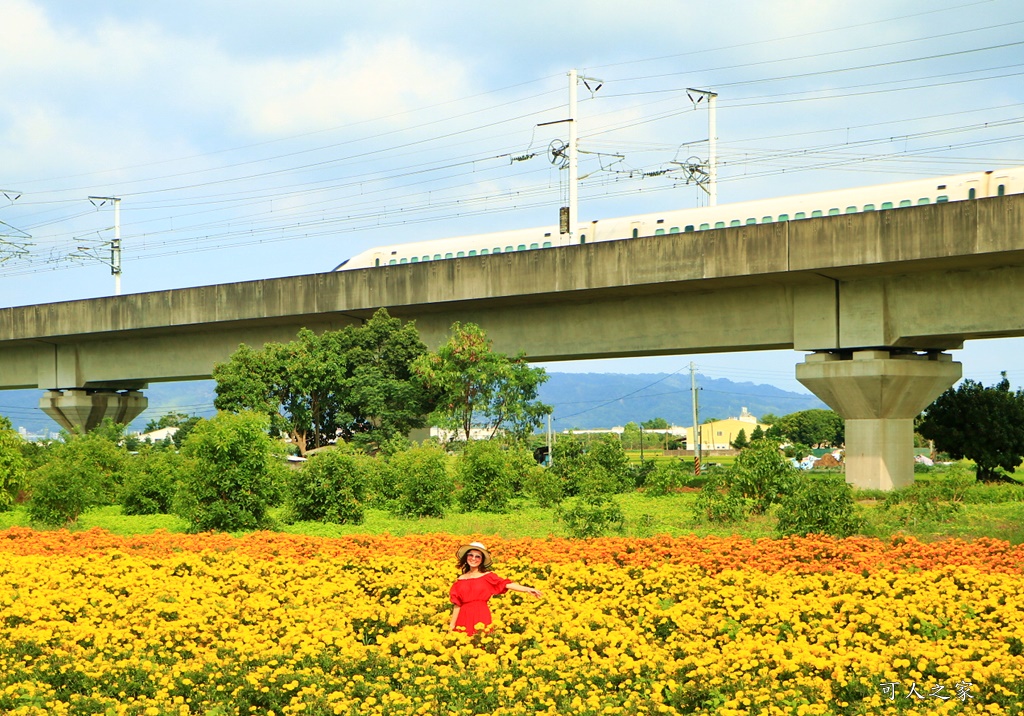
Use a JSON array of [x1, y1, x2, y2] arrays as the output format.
[[334, 167, 1024, 270]]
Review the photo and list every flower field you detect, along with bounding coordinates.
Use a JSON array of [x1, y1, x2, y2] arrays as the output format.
[[1, 528, 1023, 715]]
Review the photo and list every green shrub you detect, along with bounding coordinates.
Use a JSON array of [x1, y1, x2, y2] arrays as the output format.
[[522, 465, 564, 507], [775, 474, 863, 538], [585, 435, 632, 492], [644, 459, 691, 497], [120, 449, 183, 515], [549, 436, 586, 496], [287, 447, 367, 524], [455, 440, 518, 512], [556, 492, 625, 538], [385, 443, 453, 518], [692, 472, 750, 524], [0, 424, 28, 511], [881, 467, 971, 527], [176, 411, 285, 533], [629, 459, 657, 490], [730, 439, 798, 514], [25, 429, 133, 526]]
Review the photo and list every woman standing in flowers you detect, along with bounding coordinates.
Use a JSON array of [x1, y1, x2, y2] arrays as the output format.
[[449, 541, 542, 635]]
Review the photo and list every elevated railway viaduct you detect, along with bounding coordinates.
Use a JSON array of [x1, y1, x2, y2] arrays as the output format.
[[2, 194, 1023, 489]]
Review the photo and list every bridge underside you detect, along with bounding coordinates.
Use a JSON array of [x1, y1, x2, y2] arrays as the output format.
[[1, 195, 1021, 489]]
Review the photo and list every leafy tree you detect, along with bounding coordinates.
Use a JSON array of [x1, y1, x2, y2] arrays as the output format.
[[0, 417, 28, 511], [621, 422, 641, 450], [917, 373, 1024, 481], [144, 411, 194, 433], [759, 413, 779, 426], [729, 438, 797, 514], [731, 428, 749, 450], [413, 322, 550, 442], [750, 425, 765, 441], [214, 308, 431, 455], [767, 409, 844, 448], [176, 411, 285, 532], [641, 417, 670, 430], [584, 434, 632, 493]]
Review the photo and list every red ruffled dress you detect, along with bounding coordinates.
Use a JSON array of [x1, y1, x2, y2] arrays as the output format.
[[449, 572, 512, 635]]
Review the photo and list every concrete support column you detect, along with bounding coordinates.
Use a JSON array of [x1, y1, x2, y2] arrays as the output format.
[[796, 350, 961, 491], [40, 389, 148, 434]]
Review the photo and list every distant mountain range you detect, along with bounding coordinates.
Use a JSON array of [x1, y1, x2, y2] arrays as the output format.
[[0, 373, 824, 437]]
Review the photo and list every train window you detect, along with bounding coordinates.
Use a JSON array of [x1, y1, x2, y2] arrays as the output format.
[[937, 195, 949, 203], [916, 198, 930, 205], [881, 202, 893, 210], [730, 219, 741, 227], [670, 227, 679, 234], [632, 228, 639, 238], [399, 258, 408, 264], [700, 223, 710, 230], [468, 250, 477, 257], [685, 225, 695, 232], [542, 241, 552, 248], [899, 199, 912, 208], [655, 228, 665, 236], [794, 212, 806, 220], [845, 206, 857, 214], [389, 259, 397, 265], [445, 253, 454, 259], [828, 208, 840, 216], [375, 258, 380, 267], [777, 214, 789, 222], [714, 221, 726, 229], [745, 218, 756, 225], [456, 251, 465, 258], [762, 216, 773, 223], [998, 184, 1006, 196], [517, 244, 526, 251], [811, 210, 823, 218], [969, 188, 976, 200], [434, 254, 442, 260], [863, 204, 875, 212]]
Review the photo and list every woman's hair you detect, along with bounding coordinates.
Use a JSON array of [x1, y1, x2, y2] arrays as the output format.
[[458, 551, 493, 574]]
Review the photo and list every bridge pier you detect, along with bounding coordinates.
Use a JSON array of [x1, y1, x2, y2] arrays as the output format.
[[796, 350, 961, 491], [40, 389, 148, 434]]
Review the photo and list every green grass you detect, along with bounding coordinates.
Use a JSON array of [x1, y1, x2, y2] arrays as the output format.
[[5, 480, 1024, 543]]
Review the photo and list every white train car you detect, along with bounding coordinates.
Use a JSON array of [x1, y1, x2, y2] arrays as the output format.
[[335, 167, 1024, 270]]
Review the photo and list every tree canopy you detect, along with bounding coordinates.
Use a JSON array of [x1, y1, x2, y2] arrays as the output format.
[[412, 322, 550, 442], [213, 308, 431, 455], [766, 409, 844, 448], [917, 373, 1024, 481]]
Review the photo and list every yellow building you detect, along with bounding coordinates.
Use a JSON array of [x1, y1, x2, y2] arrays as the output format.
[[685, 408, 770, 450]]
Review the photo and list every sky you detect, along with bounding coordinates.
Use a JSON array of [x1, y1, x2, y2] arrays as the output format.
[[2, 0, 1024, 407]]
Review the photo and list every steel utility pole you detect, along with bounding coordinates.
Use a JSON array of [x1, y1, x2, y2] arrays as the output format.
[[686, 88, 718, 206], [568, 68, 578, 243], [88, 196, 122, 295], [691, 361, 701, 475]]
